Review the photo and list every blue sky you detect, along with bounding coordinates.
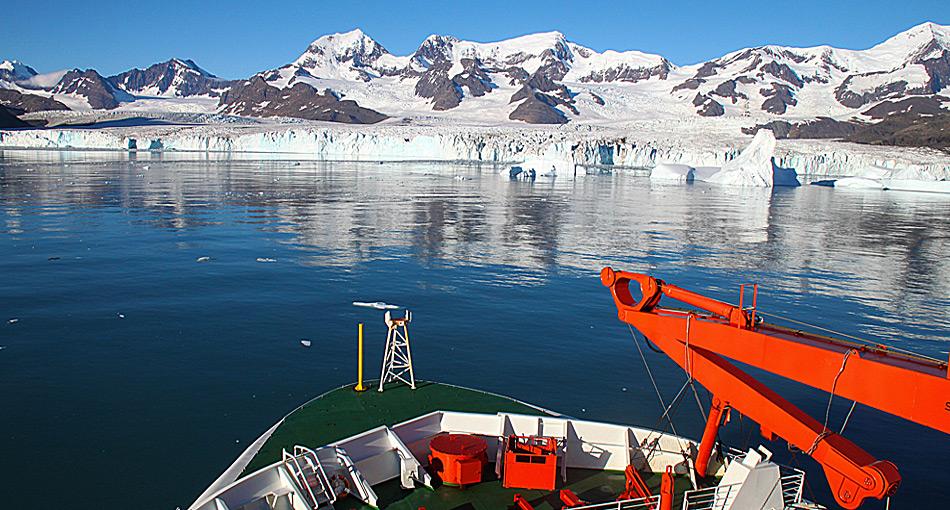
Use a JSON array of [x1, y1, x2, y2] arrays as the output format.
[[3, 0, 947, 78]]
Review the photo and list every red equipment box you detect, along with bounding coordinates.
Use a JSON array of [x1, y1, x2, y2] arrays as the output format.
[[502, 435, 558, 490], [428, 433, 488, 487]]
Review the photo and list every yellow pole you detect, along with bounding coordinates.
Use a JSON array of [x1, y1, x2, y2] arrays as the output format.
[[355, 323, 366, 392]]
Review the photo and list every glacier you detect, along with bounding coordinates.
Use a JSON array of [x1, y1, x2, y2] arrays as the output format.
[[1, 123, 948, 185]]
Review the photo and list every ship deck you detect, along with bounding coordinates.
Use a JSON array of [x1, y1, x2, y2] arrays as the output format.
[[244, 381, 549, 474], [240, 381, 693, 509]]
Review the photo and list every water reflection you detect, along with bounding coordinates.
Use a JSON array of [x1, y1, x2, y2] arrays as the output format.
[[2, 151, 949, 346]]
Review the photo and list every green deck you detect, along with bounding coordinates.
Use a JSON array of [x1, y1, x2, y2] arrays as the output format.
[[336, 468, 692, 510], [244, 381, 547, 475], [242, 381, 693, 509]]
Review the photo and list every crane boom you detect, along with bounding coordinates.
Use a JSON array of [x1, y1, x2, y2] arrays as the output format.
[[600, 268, 950, 509]]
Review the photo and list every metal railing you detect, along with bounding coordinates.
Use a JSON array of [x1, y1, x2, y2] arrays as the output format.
[[294, 445, 336, 504], [680, 471, 805, 510], [282, 449, 321, 509], [779, 468, 805, 506], [572, 495, 659, 510]]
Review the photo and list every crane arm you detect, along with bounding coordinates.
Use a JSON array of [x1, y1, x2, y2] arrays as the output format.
[[600, 268, 950, 509]]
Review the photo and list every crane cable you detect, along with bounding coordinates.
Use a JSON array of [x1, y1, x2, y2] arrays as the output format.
[[629, 323, 680, 437], [807, 349, 857, 455]]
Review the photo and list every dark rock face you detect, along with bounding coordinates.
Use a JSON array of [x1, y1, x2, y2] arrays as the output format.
[[862, 95, 949, 119], [919, 47, 950, 93], [108, 59, 229, 97], [414, 58, 494, 111], [0, 89, 69, 114], [759, 61, 803, 87], [0, 104, 29, 128], [848, 111, 950, 149], [744, 110, 950, 150], [698, 98, 724, 116], [760, 83, 797, 114], [578, 60, 672, 83], [51, 69, 131, 109], [711, 80, 748, 103], [834, 75, 915, 108], [672, 78, 704, 92], [508, 91, 568, 124], [692, 92, 724, 115], [218, 77, 387, 124], [742, 117, 860, 139]]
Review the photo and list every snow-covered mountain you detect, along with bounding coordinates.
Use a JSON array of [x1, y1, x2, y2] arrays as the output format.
[[674, 22, 950, 118], [0, 60, 37, 84], [108, 58, 231, 97], [1, 22, 948, 126]]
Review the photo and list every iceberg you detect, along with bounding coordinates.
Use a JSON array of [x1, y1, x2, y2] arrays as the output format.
[[704, 130, 779, 187], [650, 163, 694, 183]]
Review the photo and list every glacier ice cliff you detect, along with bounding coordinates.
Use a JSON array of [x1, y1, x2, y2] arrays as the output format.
[[1, 123, 948, 182]]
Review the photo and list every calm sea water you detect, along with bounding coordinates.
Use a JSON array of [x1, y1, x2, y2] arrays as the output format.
[[1, 150, 948, 509]]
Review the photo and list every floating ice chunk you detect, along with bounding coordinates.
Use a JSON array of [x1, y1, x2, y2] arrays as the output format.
[[117, 313, 125, 319], [7, 318, 18, 324], [352, 301, 401, 310], [704, 130, 777, 187], [300, 339, 312, 348], [650, 163, 694, 183], [0, 346, 5, 351], [880, 167, 950, 193], [880, 179, 950, 194], [511, 157, 572, 178], [834, 177, 885, 189], [256, 257, 277, 263], [196, 256, 211, 263]]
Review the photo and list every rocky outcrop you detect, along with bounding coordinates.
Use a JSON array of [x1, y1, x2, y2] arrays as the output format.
[[578, 60, 671, 83], [847, 111, 950, 150], [862, 95, 949, 119], [743, 118, 860, 139], [711, 80, 748, 103], [760, 83, 797, 114], [218, 77, 387, 124], [0, 89, 69, 114], [834, 74, 920, 108], [414, 58, 493, 110], [509, 92, 569, 124], [0, 104, 28, 128]]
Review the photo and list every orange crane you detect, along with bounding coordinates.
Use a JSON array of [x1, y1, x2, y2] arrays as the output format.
[[600, 267, 950, 509]]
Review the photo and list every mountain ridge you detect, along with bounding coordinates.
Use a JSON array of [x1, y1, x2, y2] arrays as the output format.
[[1, 22, 948, 128]]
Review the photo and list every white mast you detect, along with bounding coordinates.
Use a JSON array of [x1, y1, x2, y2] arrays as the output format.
[[378, 310, 416, 392]]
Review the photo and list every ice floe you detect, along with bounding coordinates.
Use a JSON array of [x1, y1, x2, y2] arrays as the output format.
[[352, 301, 401, 310]]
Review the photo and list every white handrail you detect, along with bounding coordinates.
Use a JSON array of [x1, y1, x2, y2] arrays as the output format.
[[282, 449, 320, 509], [294, 445, 335, 503]]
